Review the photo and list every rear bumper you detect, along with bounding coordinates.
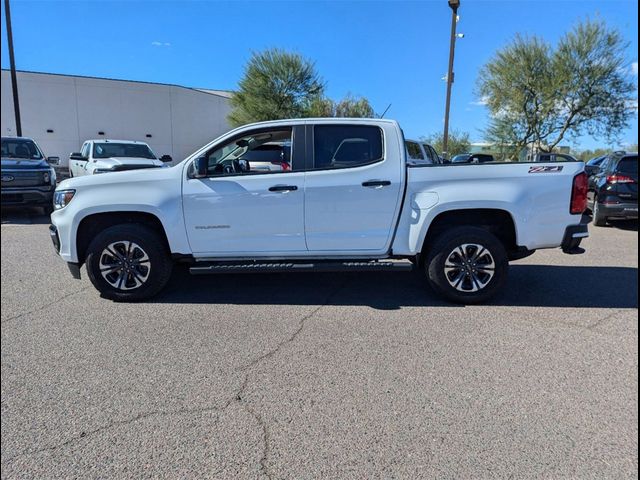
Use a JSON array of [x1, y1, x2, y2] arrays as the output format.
[[598, 202, 638, 219], [1, 186, 54, 206], [561, 214, 590, 254]]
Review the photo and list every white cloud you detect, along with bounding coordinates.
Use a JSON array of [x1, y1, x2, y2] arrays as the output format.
[[151, 41, 171, 47], [469, 95, 489, 106]]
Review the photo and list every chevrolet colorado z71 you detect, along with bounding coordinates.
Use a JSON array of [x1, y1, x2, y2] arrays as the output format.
[[49, 119, 589, 304]]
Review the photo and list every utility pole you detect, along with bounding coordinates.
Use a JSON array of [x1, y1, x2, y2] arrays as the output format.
[[442, 0, 460, 158], [4, 0, 22, 136]]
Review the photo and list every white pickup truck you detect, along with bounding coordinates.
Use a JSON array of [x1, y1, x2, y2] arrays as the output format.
[[68, 139, 172, 177], [49, 119, 589, 304]]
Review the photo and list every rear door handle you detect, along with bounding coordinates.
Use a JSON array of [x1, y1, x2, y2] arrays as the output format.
[[269, 185, 298, 192], [362, 180, 391, 188]]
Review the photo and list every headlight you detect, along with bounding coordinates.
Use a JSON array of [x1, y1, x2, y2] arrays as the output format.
[[53, 189, 76, 210], [44, 168, 57, 185]]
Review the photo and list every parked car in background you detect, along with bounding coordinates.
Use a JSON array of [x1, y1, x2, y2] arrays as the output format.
[[1, 136, 58, 214], [451, 153, 496, 164], [585, 155, 607, 177], [587, 151, 638, 226], [405, 140, 443, 166], [50, 118, 589, 304], [68, 139, 172, 177]]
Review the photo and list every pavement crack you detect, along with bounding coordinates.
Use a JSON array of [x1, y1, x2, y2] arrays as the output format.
[[1, 286, 90, 325], [585, 309, 624, 330], [3, 402, 227, 463]]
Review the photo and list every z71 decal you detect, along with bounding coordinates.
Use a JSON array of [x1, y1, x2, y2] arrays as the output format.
[[528, 165, 564, 173]]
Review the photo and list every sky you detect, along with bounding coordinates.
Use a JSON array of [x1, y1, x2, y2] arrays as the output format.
[[1, 0, 638, 150]]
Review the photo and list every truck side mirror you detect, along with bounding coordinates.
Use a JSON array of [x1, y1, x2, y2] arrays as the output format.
[[47, 156, 60, 165], [193, 157, 208, 178], [69, 152, 86, 161], [160, 154, 172, 163]]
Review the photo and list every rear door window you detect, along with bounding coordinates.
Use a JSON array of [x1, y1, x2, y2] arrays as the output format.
[[617, 157, 638, 175], [313, 125, 383, 169], [406, 141, 424, 160]]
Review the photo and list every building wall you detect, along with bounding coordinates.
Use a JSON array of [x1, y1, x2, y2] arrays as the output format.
[[1, 70, 232, 167]]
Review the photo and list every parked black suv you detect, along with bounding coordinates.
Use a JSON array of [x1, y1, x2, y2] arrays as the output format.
[[587, 151, 638, 226], [1, 137, 58, 214]]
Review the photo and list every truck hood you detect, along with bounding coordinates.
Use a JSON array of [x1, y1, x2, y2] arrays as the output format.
[[57, 162, 180, 190], [1, 157, 51, 170], [98, 156, 164, 168]]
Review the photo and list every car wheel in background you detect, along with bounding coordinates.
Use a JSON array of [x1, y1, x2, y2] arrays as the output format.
[[592, 196, 608, 227], [424, 226, 508, 304], [85, 224, 173, 301]]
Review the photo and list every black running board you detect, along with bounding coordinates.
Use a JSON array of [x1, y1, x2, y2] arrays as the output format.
[[189, 260, 414, 275]]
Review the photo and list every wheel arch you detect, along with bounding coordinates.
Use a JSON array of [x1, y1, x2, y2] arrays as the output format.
[[76, 211, 170, 265], [420, 208, 519, 257]]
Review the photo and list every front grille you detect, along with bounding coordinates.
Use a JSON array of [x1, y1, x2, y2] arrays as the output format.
[[1, 170, 48, 187]]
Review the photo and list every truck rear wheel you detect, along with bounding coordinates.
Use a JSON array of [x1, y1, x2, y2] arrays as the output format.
[[424, 226, 508, 304], [85, 224, 173, 301]]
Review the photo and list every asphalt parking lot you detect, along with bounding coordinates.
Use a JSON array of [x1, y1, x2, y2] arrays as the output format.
[[1, 207, 638, 479]]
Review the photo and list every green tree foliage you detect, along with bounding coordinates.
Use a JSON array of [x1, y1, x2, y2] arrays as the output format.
[[576, 147, 612, 161], [421, 130, 471, 158], [228, 49, 325, 127], [477, 20, 637, 152], [304, 94, 375, 118]]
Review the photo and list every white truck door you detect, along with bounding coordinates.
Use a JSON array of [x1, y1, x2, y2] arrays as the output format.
[[70, 142, 90, 177], [304, 123, 404, 253], [182, 125, 307, 256]]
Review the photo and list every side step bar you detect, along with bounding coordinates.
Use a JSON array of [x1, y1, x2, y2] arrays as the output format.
[[189, 260, 414, 275]]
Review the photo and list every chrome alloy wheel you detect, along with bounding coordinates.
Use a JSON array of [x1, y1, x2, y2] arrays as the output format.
[[444, 243, 495, 292], [98, 241, 151, 291]]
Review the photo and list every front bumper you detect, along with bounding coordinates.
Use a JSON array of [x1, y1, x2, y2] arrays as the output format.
[[599, 202, 638, 219], [561, 214, 590, 254], [49, 224, 81, 279], [1, 186, 54, 206]]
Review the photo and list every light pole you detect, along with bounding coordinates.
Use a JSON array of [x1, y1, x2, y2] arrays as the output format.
[[442, 0, 460, 158], [4, 0, 22, 136]]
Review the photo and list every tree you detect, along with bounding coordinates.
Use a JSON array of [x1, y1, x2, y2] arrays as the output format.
[[304, 94, 375, 118], [421, 130, 471, 158], [228, 49, 324, 127], [477, 20, 637, 153]]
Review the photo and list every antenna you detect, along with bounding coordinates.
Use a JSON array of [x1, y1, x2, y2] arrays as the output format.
[[379, 103, 392, 119]]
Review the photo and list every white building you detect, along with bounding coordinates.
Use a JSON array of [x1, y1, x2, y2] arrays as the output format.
[[1, 70, 232, 167]]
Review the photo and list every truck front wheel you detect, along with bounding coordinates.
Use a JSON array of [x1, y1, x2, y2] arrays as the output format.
[[85, 224, 173, 301], [424, 226, 508, 304]]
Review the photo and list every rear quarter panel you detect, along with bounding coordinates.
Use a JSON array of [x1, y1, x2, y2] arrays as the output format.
[[392, 162, 585, 255]]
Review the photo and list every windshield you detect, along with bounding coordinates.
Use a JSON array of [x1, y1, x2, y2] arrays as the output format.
[[93, 143, 156, 159], [451, 154, 470, 163], [1, 138, 43, 159]]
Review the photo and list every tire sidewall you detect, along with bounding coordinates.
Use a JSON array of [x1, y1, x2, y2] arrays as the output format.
[[85, 224, 172, 301], [425, 227, 508, 304]]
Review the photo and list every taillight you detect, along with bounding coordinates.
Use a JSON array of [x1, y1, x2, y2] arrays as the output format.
[[570, 172, 588, 214], [606, 174, 636, 184]]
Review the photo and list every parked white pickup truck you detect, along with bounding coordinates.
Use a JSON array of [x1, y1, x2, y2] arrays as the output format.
[[50, 119, 589, 304], [68, 139, 172, 177]]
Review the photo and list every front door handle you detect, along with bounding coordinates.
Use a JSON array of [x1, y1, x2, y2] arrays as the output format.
[[269, 185, 298, 192], [362, 180, 391, 188]]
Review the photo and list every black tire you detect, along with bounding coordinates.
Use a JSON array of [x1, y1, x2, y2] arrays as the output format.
[[424, 226, 508, 304], [592, 196, 608, 227], [85, 224, 173, 301]]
